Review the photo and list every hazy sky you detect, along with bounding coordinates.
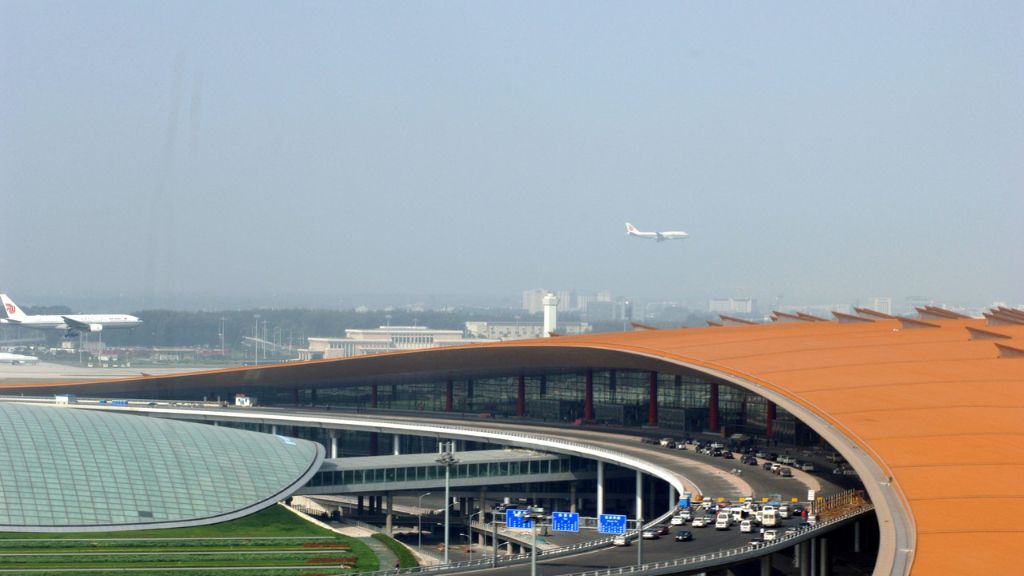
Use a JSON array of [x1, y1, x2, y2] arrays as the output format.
[[2, 1, 1021, 310]]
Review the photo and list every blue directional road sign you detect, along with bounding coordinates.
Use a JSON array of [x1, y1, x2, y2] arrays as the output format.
[[505, 509, 533, 529], [550, 512, 580, 533], [597, 514, 628, 535]]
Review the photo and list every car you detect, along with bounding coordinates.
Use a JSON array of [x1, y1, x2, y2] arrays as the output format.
[[722, 451, 735, 459], [679, 508, 693, 520], [764, 529, 778, 541], [748, 537, 764, 546], [762, 462, 774, 471], [674, 441, 687, 449], [674, 530, 693, 542], [755, 450, 769, 458], [784, 528, 798, 537], [778, 467, 793, 477], [690, 517, 708, 528], [612, 535, 630, 546], [659, 437, 675, 447], [654, 524, 670, 535], [715, 517, 730, 530], [791, 505, 804, 514], [670, 515, 685, 526], [641, 529, 659, 539], [740, 520, 753, 533], [801, 462, 815, 472]]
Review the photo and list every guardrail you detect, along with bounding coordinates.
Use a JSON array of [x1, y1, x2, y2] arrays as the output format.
[[346, 504, 873, 576]]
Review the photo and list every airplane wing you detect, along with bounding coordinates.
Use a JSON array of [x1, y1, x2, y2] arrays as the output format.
[[62, 316, 94, 331]]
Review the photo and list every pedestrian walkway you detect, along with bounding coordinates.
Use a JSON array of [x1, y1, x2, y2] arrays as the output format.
[[362, 535, 400, 571]]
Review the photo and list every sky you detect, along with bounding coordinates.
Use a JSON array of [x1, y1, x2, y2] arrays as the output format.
[[2, 1, 1021, 311]]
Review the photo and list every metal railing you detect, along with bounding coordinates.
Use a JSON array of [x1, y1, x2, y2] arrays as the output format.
[[345, 504, 873, 576]]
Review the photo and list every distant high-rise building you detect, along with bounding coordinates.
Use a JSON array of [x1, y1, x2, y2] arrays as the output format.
[[522, 289, 548, 315], [868, 297, 893, 316], [709, 298, 756, 315]]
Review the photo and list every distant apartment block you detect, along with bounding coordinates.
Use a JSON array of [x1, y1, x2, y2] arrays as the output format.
[[464, 321, 591, 341], [709, 298, 757, 315], [522, 289, 548, 315], [585, 299, 634, 322], [868, 297, 893, 316], [298, 326, 482, 360], [523, 288, 608, 313]]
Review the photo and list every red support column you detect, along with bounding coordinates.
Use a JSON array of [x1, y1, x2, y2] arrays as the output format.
[[516, 375, 525, 417], [584, 369, 594, 422], [766, 401, 776, 439], [709, 382, 720, 433], [371, 383, 378, 408], [648, 371, 658, 427], [445, 380, 453, 412]]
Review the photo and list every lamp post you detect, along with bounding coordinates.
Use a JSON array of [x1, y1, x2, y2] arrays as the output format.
[[466, 511, 482, 563], [637, 516, 644, 566], [417, 492, 431, 549], [522, 508, 545, 576], [436, 442, 458, 564]]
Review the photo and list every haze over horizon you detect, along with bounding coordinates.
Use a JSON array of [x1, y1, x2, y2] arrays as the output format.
[[2, 1, 1021, 311]]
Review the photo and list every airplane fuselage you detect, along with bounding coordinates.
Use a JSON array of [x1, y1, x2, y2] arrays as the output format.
[[625, 222, 689, 242], [0, 314, 142, 332]]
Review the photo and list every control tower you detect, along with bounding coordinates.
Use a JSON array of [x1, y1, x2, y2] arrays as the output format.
[[542, 293, 558, 337]]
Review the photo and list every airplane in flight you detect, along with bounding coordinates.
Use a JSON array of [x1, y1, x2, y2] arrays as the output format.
[[0, 294, 142, 338], [625, 222, 689, 242]]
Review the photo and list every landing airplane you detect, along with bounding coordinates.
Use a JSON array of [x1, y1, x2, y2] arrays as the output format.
[[0, 352, 39, 365], [0, 294, 142, 338], [625, 222, 689, 242]]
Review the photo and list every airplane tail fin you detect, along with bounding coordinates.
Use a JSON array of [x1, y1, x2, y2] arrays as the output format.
[[625, 222, 637, 235], [1, 294, 27, 320]]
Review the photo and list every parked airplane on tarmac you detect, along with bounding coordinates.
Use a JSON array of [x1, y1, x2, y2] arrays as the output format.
[[625, 222, 689, 242], [0, 294, 142, 338], [0, 352, 39, 365]]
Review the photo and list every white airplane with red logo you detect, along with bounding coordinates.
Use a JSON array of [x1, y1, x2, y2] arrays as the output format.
[[625, 222, 689, 242], [0, 294, 142, 337]]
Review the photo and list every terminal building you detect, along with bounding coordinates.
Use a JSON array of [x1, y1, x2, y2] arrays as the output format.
[[3, 304, 1022, 575]]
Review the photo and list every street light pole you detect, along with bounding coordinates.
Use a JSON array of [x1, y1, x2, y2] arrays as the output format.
[[436, 442, 458, 564], [531, 517, 538, 576], [417, 492, 431, 549], [637, 516, 644, 566]]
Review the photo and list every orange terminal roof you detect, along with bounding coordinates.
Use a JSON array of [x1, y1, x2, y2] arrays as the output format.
[[3, 316, 1022, 575]]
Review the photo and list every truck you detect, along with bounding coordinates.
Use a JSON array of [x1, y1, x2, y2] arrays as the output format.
[[234, 394, 257, 407], [55, 394, 77, 405]]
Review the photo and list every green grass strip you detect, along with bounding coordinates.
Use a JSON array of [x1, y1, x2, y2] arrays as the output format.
[[370, 533, 418, 569]]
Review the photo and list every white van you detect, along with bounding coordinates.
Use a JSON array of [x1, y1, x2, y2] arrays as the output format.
[[761, 509, 778, 527], [715, 516, 730, 530], [779, 504, 790, 519], [740, 519, 752, 533]]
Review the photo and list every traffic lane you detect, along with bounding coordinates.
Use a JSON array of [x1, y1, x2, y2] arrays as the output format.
[[364, 414, 752, 500], [473, 514, 808, 575], [364, 413, 842, 498]]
